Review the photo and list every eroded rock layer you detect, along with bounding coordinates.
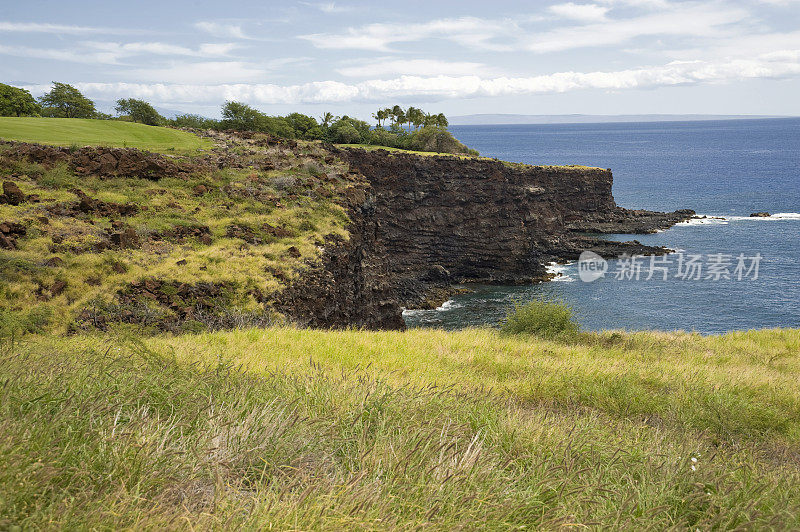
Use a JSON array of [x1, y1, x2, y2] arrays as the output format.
[[336, 149, 693, 309]]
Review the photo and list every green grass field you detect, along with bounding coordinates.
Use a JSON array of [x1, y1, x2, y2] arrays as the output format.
[[337, 143, 600, 170], [0, 117, 212, 154], [2, 326, 799, 529]]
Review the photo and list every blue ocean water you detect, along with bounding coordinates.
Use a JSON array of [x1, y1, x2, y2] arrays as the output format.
[[403, 119, 800, 333]]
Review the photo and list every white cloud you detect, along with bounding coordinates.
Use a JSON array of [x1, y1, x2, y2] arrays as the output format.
[[548, 3, 610, 22], [300, 3, 751, 54], [526, 2, 749, 53], [299, 17, 515, 52], [0, 21, 142, 35], [0, 44, 120, 64], [23, 51, 800, 105], [129, 61, 266, 84], [0, 41, 240, 65], [337, 59, 492, 77], [194, 22, 249, 39], [301, 2, 352, 12], [82, 41, 239, 59]]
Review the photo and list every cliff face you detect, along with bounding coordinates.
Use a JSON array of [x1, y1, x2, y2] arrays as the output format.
[[347, 152, 613, 282], [329, 149, 692, 311], [279, 149, 693, 326], [276, 189, 406, 330]]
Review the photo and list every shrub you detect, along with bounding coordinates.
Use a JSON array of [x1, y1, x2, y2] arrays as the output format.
[[330, 123, 361, 144], [169, 114, 219, 129], [501, 298, 579, 338], [408, 126, 478, 155], [367, 127, 400, 148]]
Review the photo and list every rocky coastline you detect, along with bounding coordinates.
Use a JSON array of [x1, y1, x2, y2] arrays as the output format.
[[1, 137, 694, 331], [276, 148, 694, 327]]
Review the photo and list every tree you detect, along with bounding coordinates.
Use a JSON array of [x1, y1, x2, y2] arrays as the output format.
[[169, 114, 219, 129], [390, 105, 404, 128], [372, 108, 389, 128], [286, 112, 322, 139], [114, 98, 164, 126], [220, 101, 263, 131], [407, 106, 424, 130], [330, 123, 361, 144], [409, 126, 476, 155], [320, 112, 335, 128], [38, 82, 96, 118], [436, 113, 448, 127], [0, 83, 40, 117]]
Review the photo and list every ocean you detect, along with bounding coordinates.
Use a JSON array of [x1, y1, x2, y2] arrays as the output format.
[[403, 118, 800, 333]]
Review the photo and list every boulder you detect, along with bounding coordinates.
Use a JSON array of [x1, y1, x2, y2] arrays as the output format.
[[110, 227, 140, 249], [750, 212, 771, 217], [45, 257, 65, 267], [0, 221, 26, 250], [2, 181, 26, 205], [50, 280, 67, 296]]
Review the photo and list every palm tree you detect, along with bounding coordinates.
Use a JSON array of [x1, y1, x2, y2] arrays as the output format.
[[436, 113, 448, 128], [407, 107, 425, 130], [395, 109, 406, 131], [320, 112, 335, 128], [391, 105, 403, 129], [372, 109, 388, 128]]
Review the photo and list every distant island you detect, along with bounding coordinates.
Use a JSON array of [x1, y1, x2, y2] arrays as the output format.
[[448, 113, 793, 125]]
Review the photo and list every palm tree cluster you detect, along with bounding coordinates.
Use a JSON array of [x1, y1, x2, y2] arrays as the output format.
[[372, 106, 448, 131]]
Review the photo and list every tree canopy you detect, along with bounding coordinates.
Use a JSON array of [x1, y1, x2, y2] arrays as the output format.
[[115, 98, 164, 126], [38, 82, 96, 119], [0, 84, 40, 117]]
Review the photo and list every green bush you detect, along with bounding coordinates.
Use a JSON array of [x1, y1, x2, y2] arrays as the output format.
[[408, 126, 479, 155], [169, 114, 219, 129], [501, 298, 579, 338]]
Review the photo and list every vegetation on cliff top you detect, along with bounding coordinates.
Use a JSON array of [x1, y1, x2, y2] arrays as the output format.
[[0, 131, 354, 333], [1, 326, 799, 529], [1, 81, 478, 156]]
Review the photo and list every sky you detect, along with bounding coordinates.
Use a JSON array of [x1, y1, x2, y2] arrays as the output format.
[[2, 0, 800, 119]]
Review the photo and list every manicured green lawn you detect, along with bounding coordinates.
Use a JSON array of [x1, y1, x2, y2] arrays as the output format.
[[0, 117, 212, 154]]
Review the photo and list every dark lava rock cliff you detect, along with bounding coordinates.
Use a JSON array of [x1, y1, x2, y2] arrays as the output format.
[[281, 149, 693, 323]]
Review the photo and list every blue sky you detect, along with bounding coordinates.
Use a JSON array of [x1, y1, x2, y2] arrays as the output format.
[[2, 0, 800, 119]]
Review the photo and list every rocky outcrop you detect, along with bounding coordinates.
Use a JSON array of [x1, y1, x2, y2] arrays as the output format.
[[276, 189, 406, 330], [0, 221, 26, 250], [2, 141, 210, 179], [336, 149, 693, 309]]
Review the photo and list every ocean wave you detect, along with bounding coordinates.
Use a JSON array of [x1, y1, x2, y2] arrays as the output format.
[[678, 212, 800, 226], [401, 299, 461, 316], [728, 212, 800, 221], [676, 216, 729, 226], [546, 261, 575, 281], [437, 300, 461, 311]]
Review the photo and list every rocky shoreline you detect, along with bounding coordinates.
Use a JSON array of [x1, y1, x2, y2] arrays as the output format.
[[280, 148, 694, 327], [1, 136, 694, 331]]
